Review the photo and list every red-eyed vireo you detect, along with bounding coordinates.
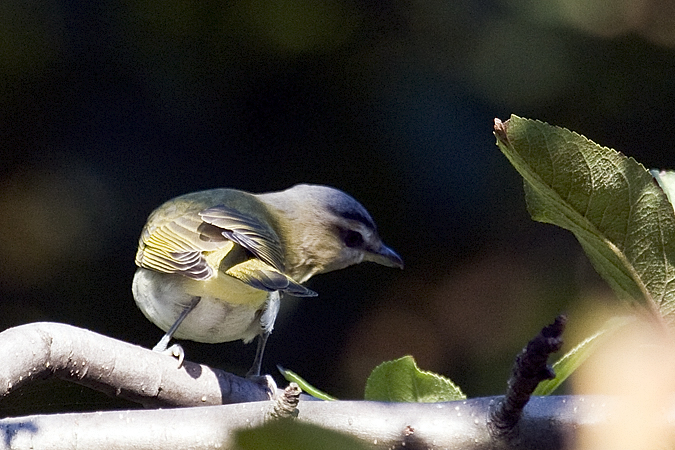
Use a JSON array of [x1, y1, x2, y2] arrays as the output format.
[[132, 184, 403, 376]]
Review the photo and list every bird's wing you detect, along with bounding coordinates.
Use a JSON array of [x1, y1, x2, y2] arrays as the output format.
[[136, 203, 316, 297], [135, 213, 225, 280], [198, 205, 286, 272]]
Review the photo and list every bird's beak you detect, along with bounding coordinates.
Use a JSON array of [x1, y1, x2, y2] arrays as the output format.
[[367, 244, 404, 269]]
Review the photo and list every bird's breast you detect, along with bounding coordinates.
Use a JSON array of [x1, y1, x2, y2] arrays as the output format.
[[132, 268, 270, 344]]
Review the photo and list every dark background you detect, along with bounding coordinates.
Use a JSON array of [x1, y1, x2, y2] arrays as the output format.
[[2, 0, 674, 413]]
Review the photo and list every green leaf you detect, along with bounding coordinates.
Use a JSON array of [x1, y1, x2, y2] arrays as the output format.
[[533, 316, 634, 395], [364, 355, 465, 402], [235, 420, 370, 450], [494, 116, 675, 322], [277, 366, 337, 401]]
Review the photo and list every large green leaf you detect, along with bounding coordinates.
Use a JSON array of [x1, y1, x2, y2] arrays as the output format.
[[364, 356, 465, 402], [494, 116, 675, 322]]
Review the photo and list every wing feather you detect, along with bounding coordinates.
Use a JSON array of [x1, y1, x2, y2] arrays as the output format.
[[199, 205, 285, 272], [135, 209, 228, 280], [226, 259, 316, 297], [135, 198, 309, 298]]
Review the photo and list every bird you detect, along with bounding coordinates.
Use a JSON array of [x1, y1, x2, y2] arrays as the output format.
[[132, 184, 403, 376]]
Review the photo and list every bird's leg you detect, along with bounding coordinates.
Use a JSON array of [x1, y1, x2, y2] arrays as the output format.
[[245, 331, 278, 397], [246, 291, 280, 378], [246, 331, 269, 378], [244, 291, 280, 396], [153, 296, 201, 367]]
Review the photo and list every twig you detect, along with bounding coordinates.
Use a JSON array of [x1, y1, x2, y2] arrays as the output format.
[[489, 314, 566, 439]]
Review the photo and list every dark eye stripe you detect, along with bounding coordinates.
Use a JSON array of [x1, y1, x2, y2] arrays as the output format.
[[342, 229, 365, 248]]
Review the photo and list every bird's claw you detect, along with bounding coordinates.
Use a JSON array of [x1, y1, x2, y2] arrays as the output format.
[[247, 374, 278, 399], [153, 342, 185, 368]]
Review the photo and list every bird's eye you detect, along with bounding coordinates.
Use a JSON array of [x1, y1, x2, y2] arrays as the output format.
[[343, 229, 364, 248]]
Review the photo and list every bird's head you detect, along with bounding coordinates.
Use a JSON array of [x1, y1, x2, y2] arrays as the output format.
[[257, 184, 403, 283]]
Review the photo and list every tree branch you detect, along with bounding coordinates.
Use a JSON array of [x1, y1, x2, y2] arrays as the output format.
[[0, 320, 652, 450], [0, 322, 272, 407], [0, 394, 643, 450]]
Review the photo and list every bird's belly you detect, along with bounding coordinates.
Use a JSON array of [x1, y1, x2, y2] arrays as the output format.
[[132, 268, 269, 344]]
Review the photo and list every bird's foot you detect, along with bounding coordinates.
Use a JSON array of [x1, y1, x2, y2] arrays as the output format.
[[152, 342, 185, 368], [247, 374, 278, 399]]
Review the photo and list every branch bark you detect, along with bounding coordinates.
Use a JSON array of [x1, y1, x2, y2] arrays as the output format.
[[0, 321, 666, 450], [0, 394, 640, 450], [0, 322, 272, 407]]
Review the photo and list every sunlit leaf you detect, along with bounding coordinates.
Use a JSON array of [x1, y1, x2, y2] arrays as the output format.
[[364, 356, 465, 402], [495, 116, 675, 323]]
